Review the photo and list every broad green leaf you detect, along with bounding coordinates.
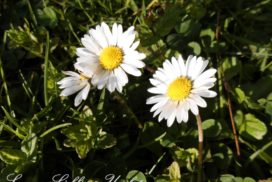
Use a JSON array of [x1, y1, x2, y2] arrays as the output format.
[[239, 113, 267, 140], [171, 147, 198, 172], [168, 161, 181, 181], [0, 149, 27, 165], [96, 131, 117, 149], [47, 61, 59, 98], [21, 133, 37, 157], [234, 88, 246, 104], [202, 119, 222, 138], [75, 141, 92, 159], [188, 41, 201, 55], [37, 6, 58, 27], [126, 170, 147, 182]]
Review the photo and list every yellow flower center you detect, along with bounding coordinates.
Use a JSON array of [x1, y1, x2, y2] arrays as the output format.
[[167, 77, 192, 101], [79, 74, 89, 81], [99, 46, 123, 70]]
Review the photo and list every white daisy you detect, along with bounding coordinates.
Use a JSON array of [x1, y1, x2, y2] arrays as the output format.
[[146, 55, 217, 127], [57, 71, 91, 107], [75, 22, 146, 93]]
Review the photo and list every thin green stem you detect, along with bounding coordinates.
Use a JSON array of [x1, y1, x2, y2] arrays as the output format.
[[40, 123, 72, 138], [44, 31, 50, 106], [148, 152, 166, 175], [26, 0, 38, 26], [1, 106, 27, 134], [67, 20, 81, 44], [0, 32, 14, 115], [196, 114, 203, 182], [0, 121, 25, 139], [76, 0, 95, 25]]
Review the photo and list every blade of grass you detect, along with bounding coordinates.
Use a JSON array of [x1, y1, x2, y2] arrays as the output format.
[[40, 123, 72, 138], [19, 70, 42, 110], [26, 0, 38, 27], [0, 32, 14, 116], [44, 31, 50, 106], [0, 121, 25, 140], [1, 106, 27, 134]]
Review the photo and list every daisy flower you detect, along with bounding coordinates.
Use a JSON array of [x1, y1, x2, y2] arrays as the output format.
[[57, 71, 91, 107], [146, 55, 217, 127], [75, 22, 146, 93]]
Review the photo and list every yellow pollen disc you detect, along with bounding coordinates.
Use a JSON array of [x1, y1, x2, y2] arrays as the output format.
[[79, 74, 89, 81], [167, 77, 192, 101], [99, 46, 123, 70]]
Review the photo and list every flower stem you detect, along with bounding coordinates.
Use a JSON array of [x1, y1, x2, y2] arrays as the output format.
[[196, 114, 203, 182]]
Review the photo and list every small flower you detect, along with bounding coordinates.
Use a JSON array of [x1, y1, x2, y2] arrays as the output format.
[[75, 22, 146, 93], [147, 55, 217, 127], [57, 71, 91, 107]]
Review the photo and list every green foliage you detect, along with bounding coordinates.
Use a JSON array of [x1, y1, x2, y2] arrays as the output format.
[[0, 0, 272, 181]]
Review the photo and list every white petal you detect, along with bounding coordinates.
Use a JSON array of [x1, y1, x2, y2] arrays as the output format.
[[59, 80, 81, 89], [57, 76, 78, 85], [81, 83, 91, 100], [116, 24, 124, 47], [187, 56, 197, 79], [150, 97, 168, 112], [60, 84, 85, 96], [101, 22, 113, 44], [62, 71, 80, 77], [74, 62, 98, 77], [193, 77, 216, 88], [185, 55, 194, 75], [89, 28, 108, 48], [130, 41, 140, 50], [123, 55, 145, 68], [76, 48, 95, 57], [114, 67, 128, 86], [147, 85, 167, 94], [171, 57, 181, 76], [190, 94, 207, 108], [81, 36, 101, 55], [106, 72, 117, 92], [74, 91, 83, 107], [167, 111, 176, 127], [198, 90, 217, 98], [146, 95, 166, 105], [194, 68, 217, 84], [121, 63, 142, 77], [177, 55, 186, 76], [188, 99, 199, 115], [111, 23, 118, 46]]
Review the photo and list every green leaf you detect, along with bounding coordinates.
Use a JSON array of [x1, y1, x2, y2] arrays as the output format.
[[7, 24, 44, 57], [171, 147, 198, 172], [96, 131, 117, 149], [239, 113, 267, 140], [37, 6, 58, 27], [75, 141, 92, 159], [188, 41, 201, 55], [0, 149, 27, 165], [46, 61, 59, 98], [202, 119, 222, 138], [21, 133, 37, 157], [154, 5, 183, 37], [234, 88, 246, 104], [168, 161, 181, 181], [126, 170, 147, 182]]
